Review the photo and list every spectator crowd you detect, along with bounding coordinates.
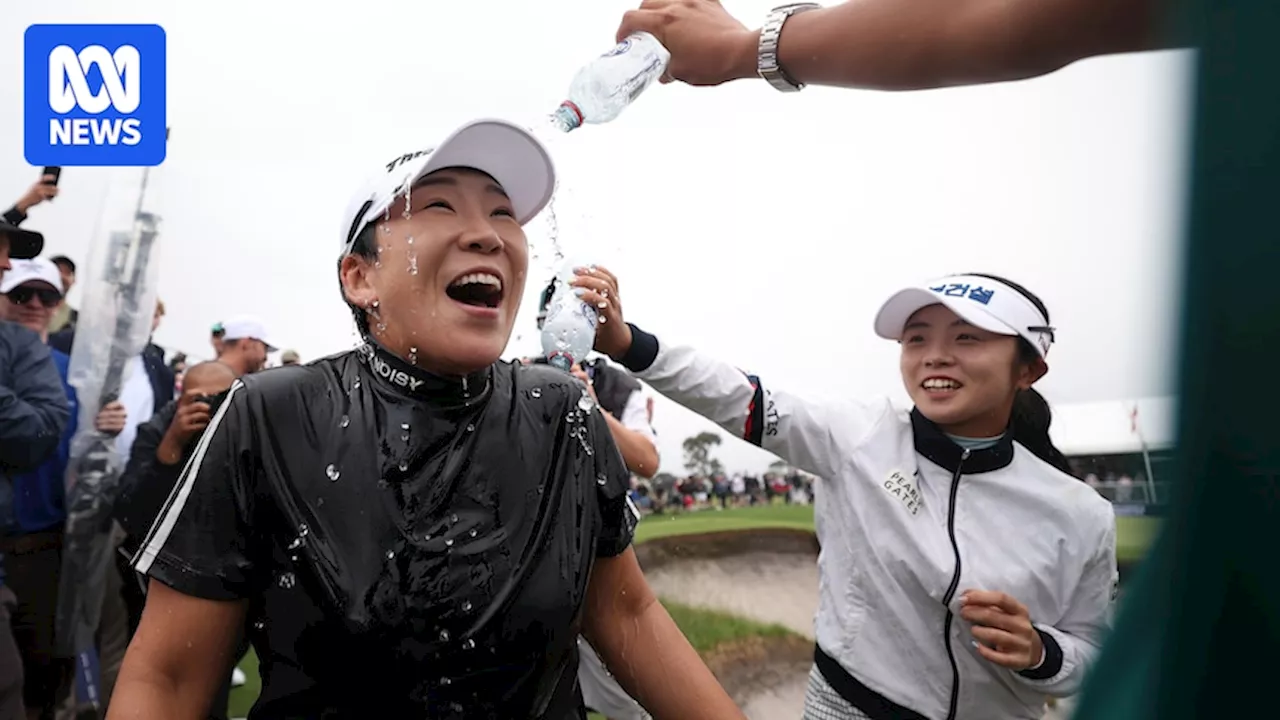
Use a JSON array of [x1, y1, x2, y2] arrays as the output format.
[[0, 177, 302, 720]]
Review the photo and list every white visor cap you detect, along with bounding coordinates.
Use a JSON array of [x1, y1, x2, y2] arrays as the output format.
[[339, 118, 556, 255], [873, 274, 1055, 358]]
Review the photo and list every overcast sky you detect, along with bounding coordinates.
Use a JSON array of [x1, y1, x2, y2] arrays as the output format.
[[1, 1, 1195, 475]]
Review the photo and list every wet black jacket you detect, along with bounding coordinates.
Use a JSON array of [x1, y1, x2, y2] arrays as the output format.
[[130, 342, 636, 719]]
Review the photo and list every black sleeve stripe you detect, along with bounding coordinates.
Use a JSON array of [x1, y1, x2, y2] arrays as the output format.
[[1017, 629, 1065, 680], [618, 323, 660, 373], [743, 374, 765, 447]]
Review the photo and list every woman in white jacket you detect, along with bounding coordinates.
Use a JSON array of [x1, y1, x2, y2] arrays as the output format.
[[571, 268, 1118, 720]]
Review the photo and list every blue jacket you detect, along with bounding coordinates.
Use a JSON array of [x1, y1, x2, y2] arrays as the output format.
[[8, 349, 78, 534], [0, 322, 71, 585]]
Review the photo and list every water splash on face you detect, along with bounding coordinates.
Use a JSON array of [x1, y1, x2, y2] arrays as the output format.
[[400, 179, 413, 221], [408, 251, 419, 275]]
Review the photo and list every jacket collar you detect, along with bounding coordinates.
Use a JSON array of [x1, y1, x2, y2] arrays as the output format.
[[910, 407, 1014, 474], [356, 339, 490, 405]]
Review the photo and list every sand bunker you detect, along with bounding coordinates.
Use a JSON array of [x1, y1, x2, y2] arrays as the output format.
[[639, 529, 820, 717]]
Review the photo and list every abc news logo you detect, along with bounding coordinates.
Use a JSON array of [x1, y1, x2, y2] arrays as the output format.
[[24, 24, 167, 167], [48, 44, 142, 147]]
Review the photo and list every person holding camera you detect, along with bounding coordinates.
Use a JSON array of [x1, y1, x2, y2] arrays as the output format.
[[113, 360, 240, 720]]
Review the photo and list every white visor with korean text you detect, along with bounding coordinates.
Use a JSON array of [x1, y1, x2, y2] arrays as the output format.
[[873, 274, 1055, 358]]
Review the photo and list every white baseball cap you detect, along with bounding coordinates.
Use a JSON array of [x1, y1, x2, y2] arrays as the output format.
[[873, 274, 1056, 358], [339, 118, 556, 256], [0, 258, 63, 295], [222, 315, 278, 352]]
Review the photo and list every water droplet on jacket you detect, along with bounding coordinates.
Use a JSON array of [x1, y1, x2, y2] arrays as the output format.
[[278, 572, 296, 589], [466, 423, 475, 432], [450, 514, 459, 523], [439, 629, 450, 641], [398, 460, 409, 472], [253, 620, 265, 631], [354, 380, 362, 390], [461, 600, 472, 612], [462, 638, 475, 650], [385, 550, 395, 560], [578, 393, 596, 413], [469, 528, 477, 537], [317, 497, 325, 507], [597, 473, 608, 486], [461, 376, 470, 396], [340, 415, 350, 428], [440, 676, 451, 686], [326, 464, 340, 481], [401, 433, 409, 442], [450, 702, 464, 712], [444, 538, 454, 547], [401, 422, 410, 430], [530, 387, 542, 398]]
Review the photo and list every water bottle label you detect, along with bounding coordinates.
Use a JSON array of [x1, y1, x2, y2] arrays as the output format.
[[602, 37, 633, 58]]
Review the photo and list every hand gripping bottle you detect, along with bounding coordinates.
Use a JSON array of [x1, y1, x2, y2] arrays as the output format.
[[552, 32, 671, 132]]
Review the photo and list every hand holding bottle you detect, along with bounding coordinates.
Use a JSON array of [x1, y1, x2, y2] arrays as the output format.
[[615, 0, 759, 87], [570, 265, 634, 360]]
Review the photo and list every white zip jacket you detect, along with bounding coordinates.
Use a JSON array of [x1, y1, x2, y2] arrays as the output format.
[[618, 326, 1118, 720]]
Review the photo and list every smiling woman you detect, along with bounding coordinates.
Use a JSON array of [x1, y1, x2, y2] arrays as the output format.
[[106, 119, 744, 720], [575, 266, 1118, 720]]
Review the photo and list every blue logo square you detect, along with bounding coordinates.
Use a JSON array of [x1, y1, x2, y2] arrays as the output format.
[[24, 24, 167, 167]]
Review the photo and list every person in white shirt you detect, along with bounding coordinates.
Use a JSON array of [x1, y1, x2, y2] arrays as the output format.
[[573, 266, 1118, 720]]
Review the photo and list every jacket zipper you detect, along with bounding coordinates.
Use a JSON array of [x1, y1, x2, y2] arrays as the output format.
[[940, 448, 969, 720]]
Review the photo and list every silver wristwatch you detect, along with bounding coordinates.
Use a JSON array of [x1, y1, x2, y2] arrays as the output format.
[[757, 3, 821, 92]]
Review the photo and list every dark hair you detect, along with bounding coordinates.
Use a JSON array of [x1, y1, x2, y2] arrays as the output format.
[[49, 255, 75, 273], [967, 273, 1071, 474], [338, 224, 379, 338]]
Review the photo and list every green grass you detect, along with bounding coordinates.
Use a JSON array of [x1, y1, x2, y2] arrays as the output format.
[[227, 503, 1159, 716], [661, 599, 796, 653], [227, 648, 261, 718], [1115, 515, 1160, 564], [634, 503, 817, 543]]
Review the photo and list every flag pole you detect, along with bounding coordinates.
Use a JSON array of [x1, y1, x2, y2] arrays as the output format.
[[1132, 404, 1158, 505]]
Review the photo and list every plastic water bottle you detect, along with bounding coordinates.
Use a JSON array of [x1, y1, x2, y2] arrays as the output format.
[[540, 266, 598, 371], [552, 32, 671, 133]]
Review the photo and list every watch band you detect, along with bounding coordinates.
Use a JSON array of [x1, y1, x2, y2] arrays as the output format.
[[758, 3, 821, 92]]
